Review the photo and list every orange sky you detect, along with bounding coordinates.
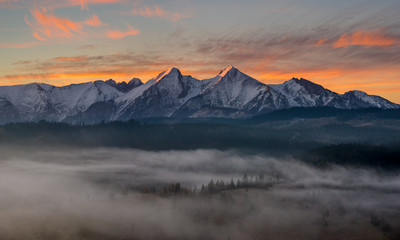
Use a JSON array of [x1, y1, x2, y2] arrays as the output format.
[[1, 0, 400, 103]]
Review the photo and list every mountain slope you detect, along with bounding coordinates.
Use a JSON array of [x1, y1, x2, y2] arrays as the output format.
[[270, 78, 398, 109], [342, 90, 399, 109], [105, 78, 143, 93], [115, 68, 206, 119], [0, 66, 398, 124], [0, 81, 122, 123], [270, 78, 343, 108], [174, 66, 289, 118]]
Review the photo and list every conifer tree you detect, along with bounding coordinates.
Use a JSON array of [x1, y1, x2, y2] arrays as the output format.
[[208, 180, 215, 194], [229, 178, 235, 189]]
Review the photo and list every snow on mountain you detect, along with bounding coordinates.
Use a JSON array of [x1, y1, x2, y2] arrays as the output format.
[[270, 78, 343, 108], [0, 66, 398, 124], [174, 66, 289, 117], [270, 78, 399, 110], [115, 67, 204, 119], [0, 81, 122, 123], [48, 81, 122, 120], [0, 83, 56, 121], [342, 90, 399, 109]]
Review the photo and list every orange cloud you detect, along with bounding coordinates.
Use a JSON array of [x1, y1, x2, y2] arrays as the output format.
[[2, 67, 400, 104], [2, 65, 400, 104], [33, 32, 47, 41], [250, 67, 400, 104], [132, 5, 189, 22], [55, 56, 89, 61], [0, 71, 161, 87], [0, 0, 125, 9], [25, 8, 104, 41], [2, 72, 133, 81], [106, 25, 140, 39], [26, 7, 84, 41], [333, 30, 398, 48], [314, 38, 327, 46], [84, 14, 103, 26], [73, 0, 125, 10]]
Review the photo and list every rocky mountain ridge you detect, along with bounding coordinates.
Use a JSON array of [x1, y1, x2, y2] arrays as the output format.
[[0, 66, 398, 124]]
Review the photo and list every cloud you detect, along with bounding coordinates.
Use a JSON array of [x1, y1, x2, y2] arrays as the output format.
[[1, 52, 169, 84], [180, 26, 400, 103], [333, 30, 399, 48], [77, 44, 95, 50], [0, 0, 125, 9], [84, 14, 103, 26], [55, 56, 89, 62], [190, 26, 400, 74], [25, 8, 104, 41], [74, 0, 126, 10], [4, 21, 400, 103], [0, 41, 39, 48], [106, 25, 140, 39], [0, 147, 399, 239], [26, 7, 84, 40], [315, 39, 328, 46], [32, 32, 47, 41], [131, 5, 189, 22], [1, 72, 137, 81]]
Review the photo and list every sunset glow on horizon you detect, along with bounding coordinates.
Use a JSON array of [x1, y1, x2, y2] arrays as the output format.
[[1, 0, 400, 103]]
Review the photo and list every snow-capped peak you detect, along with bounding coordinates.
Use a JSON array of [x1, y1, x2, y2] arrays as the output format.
[[347, 90, 367, 97], [218, 65, 237, 77], [287, 77, 328, 95], [201, 65, 242, 87], [156, 67, 182, 82], [0, 66, 398, 124], [341, 90, 400, 109]]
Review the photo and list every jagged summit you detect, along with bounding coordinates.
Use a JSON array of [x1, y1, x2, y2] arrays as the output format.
[[0, 66, 397, 123], [156, 67, 182, 82], [104, 78, 143, 93], [289, 78, 327, 95], [105, 79, 116, 84], [218, 65, 238, 77], [128, 78, 143, 87], [216, 65, 253, 85], [342, 90, 398, 109]]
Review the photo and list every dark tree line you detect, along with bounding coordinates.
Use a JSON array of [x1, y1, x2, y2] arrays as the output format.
[[199, 173, 284, 195], [0, 120, 311, 154], [301, 143, 400, 170], [137, 173, 284, 197], [1, 120, 399, 170]]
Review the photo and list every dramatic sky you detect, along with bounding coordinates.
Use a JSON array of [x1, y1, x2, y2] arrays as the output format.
[[1, 0, 399, 103]]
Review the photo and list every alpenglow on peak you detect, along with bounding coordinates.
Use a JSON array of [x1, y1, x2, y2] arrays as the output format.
[[0, 66, 397, 123], [218, 65, 238, 77], [156, 67, 182, 82]]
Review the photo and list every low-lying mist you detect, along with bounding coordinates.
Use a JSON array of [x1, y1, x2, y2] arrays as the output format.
[[0, 147, 399, 240]]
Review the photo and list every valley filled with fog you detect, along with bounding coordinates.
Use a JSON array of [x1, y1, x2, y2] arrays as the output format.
[[1, 147, 399, 240], [2, 0, 400, 239]]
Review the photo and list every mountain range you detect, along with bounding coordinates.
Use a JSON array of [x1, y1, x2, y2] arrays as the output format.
[[0, 65, 398, 124]]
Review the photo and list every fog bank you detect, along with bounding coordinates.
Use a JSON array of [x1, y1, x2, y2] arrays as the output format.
[[0, 147, 399, 240]]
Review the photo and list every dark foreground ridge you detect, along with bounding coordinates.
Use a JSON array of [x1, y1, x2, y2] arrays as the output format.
[[1, 107, 400, 170]]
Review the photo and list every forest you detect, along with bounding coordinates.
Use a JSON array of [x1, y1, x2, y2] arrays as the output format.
[[1, 107, 400, 170]]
